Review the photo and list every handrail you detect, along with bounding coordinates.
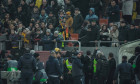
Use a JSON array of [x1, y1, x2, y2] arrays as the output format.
[[89, 41, 125, 47], [56, 40, 81, 51]]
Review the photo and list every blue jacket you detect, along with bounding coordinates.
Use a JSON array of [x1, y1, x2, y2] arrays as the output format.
[[85, 8, 98, 21], [45, 56, 62, 77]]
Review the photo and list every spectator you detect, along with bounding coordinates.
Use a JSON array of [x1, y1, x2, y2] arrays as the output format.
[[9, 30, 20, 49], [56, 51, 64, 84], [118, 21, 128, 44], [40, 0, 50, 14], [127, 24, 137, 41], [109, 25, 119, 47], [65, 11, 73, 33], [18, 50, 36, 84], [100, 25, 110, 47], [52, 31, 64, 49], [83, 50, 93, 84], [31, 6, 40, 21], [33, 53, 48, 84], [95, 50, 109, 84], [86, 20, 100, 46], [39, 9, 48, 23], [35, 0, 42, 8], [7, 0, 16, 20], [64, 0, 75, 16], [106, 52, 116, 84], [41, 29, 53, 50], [4, 54, 18, 71], [33, 29, 42, 51], [72, 52, 84, 84], [40, 22, 46, 34], [89, 0, 104, 16], [47, 23, 55, 33], [50, 0, 61, 18], [134, 46, 140, 84], [21, 0, 30, 27], [15, 6, 25, 26], [85, 8, 98, 21], [113, 56, 135, 84], [46, 11, 57, 27], [107, 1, 120, 26], [122, 0, 133, 24], [21, 28, 32, 49], [73, 8, 84, 33], [45, 51, 62, 84]]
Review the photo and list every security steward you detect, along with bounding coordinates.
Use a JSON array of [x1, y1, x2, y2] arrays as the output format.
[[4, 54, 18, 71], [33, 53, 48, 84], [113, 56, 135, 84], [18, 50, 36, 84], [64, 56, 73, 84]]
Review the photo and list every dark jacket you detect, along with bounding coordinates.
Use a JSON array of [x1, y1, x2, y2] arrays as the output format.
[[18, 53, 36, 73], [83, 55, 93, 75], [135, 53, 140, 75], [72, 56, 84, 77], [52, 35, 63, 49], [73, 13, 83, 33], [107, 58, 116, 81], [64, 3, 75, 16], [46, 16, 57, 27], [58, 57, 64, 73], [114, 61, 134, 80], [118, 26, 128, 41], [86, 25, 100, 41], [127, 28, 137, 41], [41, 34, 53, 50], [45, 56, 62, 77], [107, 5, 120, 22]]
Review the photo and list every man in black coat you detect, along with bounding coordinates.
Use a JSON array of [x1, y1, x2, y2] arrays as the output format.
[[45, 51, 62, 84], [73, 8, 83, 33], [127, 24, 137, 41], [134, 46, 140, 84], [83, 50, 93, 84], [106, 53, 116, 84], [113, 56, 135, 84], [18, 50, 36, 84], [72, 52, 84, 84], [86, 20, 100, 47], [118, 21, 128, 44]]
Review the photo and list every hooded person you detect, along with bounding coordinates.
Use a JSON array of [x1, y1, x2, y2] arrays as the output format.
[[33, 53, 48, 84], [85, 8, 98, 21], [18, 49, 36, 84]]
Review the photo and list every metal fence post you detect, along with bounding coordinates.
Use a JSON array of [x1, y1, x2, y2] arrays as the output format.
[[19, 40, 21, 50], [37, 42, 39, 51], [78, 41, 81, 51]]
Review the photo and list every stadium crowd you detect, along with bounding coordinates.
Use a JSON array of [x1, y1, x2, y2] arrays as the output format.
[[0, 0, 140, 51], [0, 47, 140, 84]]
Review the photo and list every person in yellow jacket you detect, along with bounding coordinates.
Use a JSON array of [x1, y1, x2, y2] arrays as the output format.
[[35, 0, 42, 8], [65, 11, 73, 34]]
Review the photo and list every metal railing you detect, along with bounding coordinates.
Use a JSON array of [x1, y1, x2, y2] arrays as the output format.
[[89, 41, 125, 47], [0, 40, 22, 50], [55, 40, 81, 51]]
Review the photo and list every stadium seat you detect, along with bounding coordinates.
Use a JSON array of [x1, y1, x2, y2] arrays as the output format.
[[68, 34, 79, 47], [99, 19, 108, 25]]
